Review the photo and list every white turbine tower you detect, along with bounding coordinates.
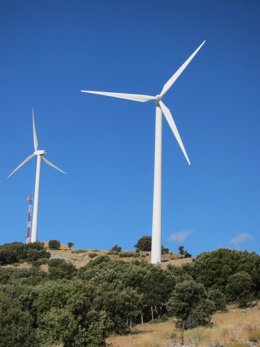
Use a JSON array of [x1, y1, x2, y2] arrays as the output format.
[[8, 110, 66, 242], [81, 41, 205, 264]]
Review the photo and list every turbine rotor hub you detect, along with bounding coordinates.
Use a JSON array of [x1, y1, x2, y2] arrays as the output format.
[[155, 95, 162, 102]]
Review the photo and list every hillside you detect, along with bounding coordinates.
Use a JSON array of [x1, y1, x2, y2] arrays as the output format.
[[45, 244, 192, 269], [107, 301, 260, 347], [1, 243, 260, 347]]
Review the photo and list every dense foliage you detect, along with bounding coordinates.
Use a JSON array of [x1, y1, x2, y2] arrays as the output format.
[[134, 236, 170, 255], [167, 279, 215, 328], [134, 236, 151, 251], [0, 242, 50, 265], [48, 239, 61, 250], [0, 245, 259, 346]]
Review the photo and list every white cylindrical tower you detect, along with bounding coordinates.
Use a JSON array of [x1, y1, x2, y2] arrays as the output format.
[[31, 155, 42, 242], [151, 104, 162, 264], [26, 194, 33, 243]]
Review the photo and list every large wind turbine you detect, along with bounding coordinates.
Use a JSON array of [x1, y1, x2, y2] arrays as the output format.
[[81, 41, 205, 263], [8, 110, 66, 242]]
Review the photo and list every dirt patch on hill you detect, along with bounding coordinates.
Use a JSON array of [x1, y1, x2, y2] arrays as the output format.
[[46, 248, 192, 269]]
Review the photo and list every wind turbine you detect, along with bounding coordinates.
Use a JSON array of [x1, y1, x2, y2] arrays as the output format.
[[8, 110, 66, 242], [81, 41, 205, 263]]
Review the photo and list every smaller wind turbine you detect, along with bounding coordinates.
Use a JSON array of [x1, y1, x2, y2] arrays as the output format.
[[8, 110, 66, 242]]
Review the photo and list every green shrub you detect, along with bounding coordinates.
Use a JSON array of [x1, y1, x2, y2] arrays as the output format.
[[111, 244, 122, 252], [67, 242, 74, 250], [208, 289, 226, 311], [89, 252, 98, 258], [135, 236, 151, 251], [48, 259, 76, 279], [167, 279, 215, 329], [119, 252, 140, 258], [0, 242, 50, 265], [0, 291, 40, 346], [226, 271, 254, 307], [48, 240, 61, 250]]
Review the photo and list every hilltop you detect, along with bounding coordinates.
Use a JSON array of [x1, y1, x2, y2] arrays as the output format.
[[44, 243, 192, 269]]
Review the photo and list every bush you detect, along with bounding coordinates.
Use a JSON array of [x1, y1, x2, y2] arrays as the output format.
[[88, 252, 98, 258], [67, 242, 74, 250], [134, 236, 151, 252], [178, 245, 191, 257], [162, 246, 169, 254], [48, 240, 61, 250], [193, 249, 260, 296], [178, 245, 185, 255], [167, 279, 215, 329], [208, 289, 226, 311], [0, 249, 18, 265], [0, 242, 50, 265], [111, 244, 122, 252], [226, 271, 254, 307], [48, 259, 76, 280], [0, 291, 40, 346], [119, 252, 140, 258]]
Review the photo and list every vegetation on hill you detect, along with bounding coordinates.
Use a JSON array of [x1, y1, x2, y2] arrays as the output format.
[[0, 242, 259, 346], [0, 242, 50, 265]]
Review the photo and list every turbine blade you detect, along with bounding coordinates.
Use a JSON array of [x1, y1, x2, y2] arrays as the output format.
[[42, 157, 67, 175], [32, 109, 38, 151], [7, 154, 35, 179], [159, 101, 191, 165], [160, 41, 206, 96], [81, 90, 155, 103]]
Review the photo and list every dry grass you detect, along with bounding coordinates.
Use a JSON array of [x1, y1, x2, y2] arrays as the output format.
[[107, 302, 260, 347], [4, 245, 190, 272], [41, 245, 190, 269], [107, 320, 176, 347]]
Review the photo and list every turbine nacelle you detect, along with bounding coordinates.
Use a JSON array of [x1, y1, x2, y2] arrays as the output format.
[[34, 149, 46, 156]]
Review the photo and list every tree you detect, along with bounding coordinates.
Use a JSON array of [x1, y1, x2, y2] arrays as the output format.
[[36, 281, 112, 346], [0, 290, 39, 346], [48, 240, 61, 250], [167, 279, 215, 329], [178, 245, 185, 255], [134, 236, 151, 252], [193, 249, 260, 296], [0, 242, 50, 264], [111, 244, 122, 252], [48, 259, 77, 280], [208, 289, 226, 311], [162, 246, 169, 254], [67, 242, 74, 250], [184, 250, 192, 258], [93, 283, 142, 333], [178, 245, 191, 258], [226, 271, 254, 307]]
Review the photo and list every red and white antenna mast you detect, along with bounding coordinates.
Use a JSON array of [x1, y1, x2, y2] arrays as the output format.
[[26, 194, 33, 244]]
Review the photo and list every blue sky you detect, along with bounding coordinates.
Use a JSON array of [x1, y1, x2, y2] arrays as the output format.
[[0, 0, 259, 256]]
